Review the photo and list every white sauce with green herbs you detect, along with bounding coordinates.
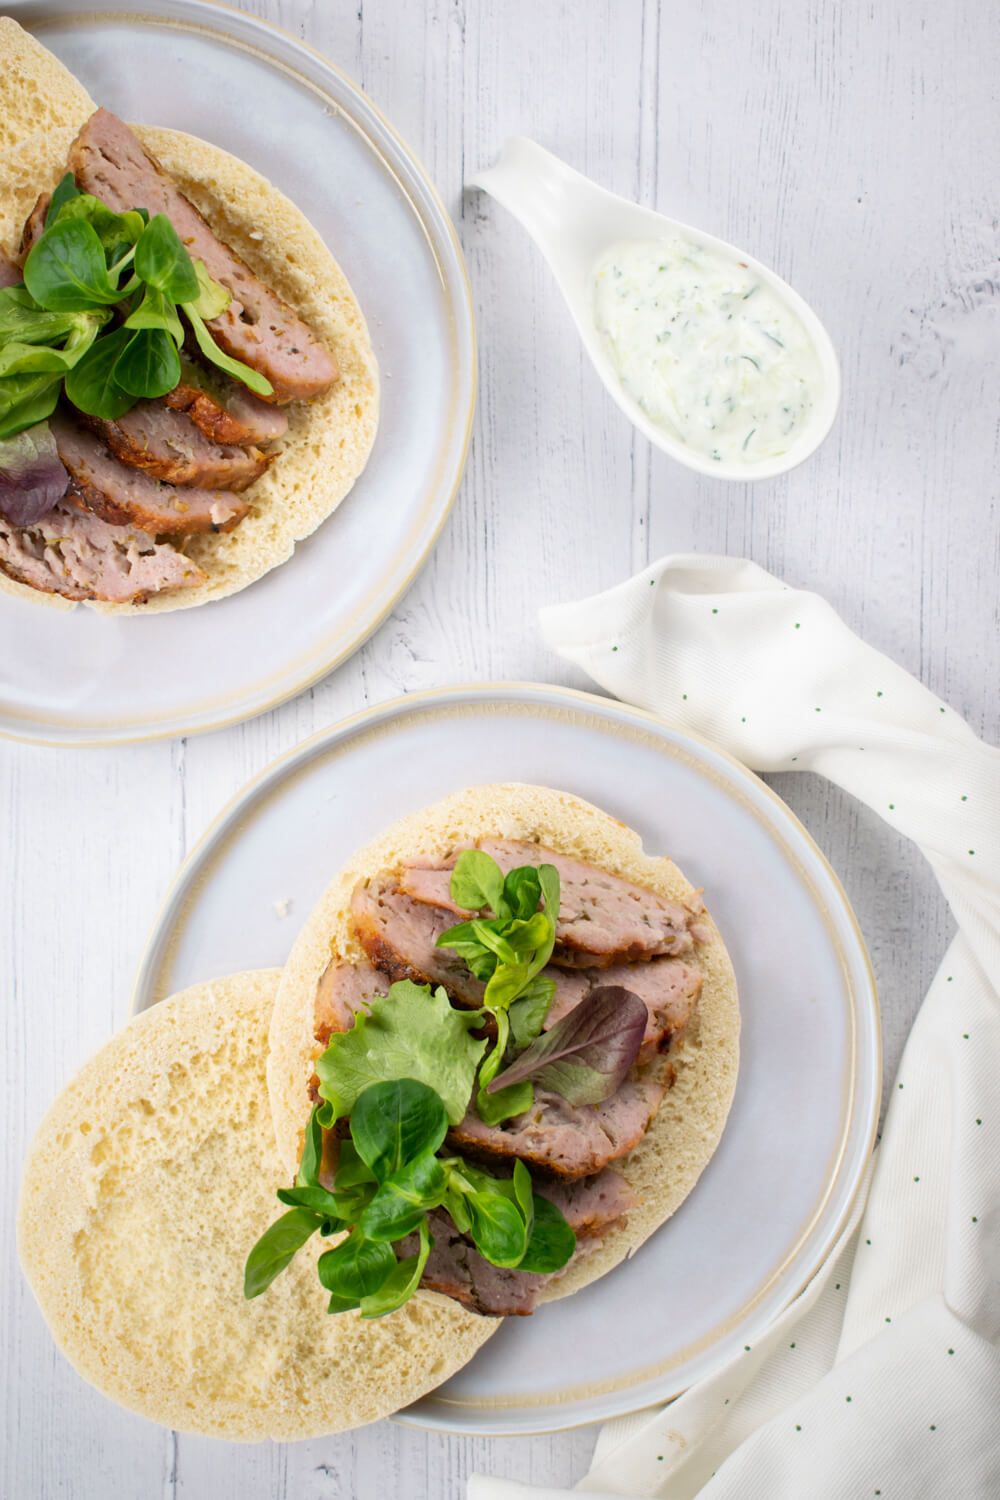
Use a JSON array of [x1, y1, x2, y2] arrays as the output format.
[[592, 237, 823, 466]]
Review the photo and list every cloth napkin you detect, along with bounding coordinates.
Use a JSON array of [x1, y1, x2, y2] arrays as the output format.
[[470, 555, 1000, 1499]]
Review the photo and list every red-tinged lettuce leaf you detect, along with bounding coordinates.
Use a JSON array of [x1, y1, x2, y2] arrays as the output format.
[[0, 421, 68, 525], [486, 986, 647, 1107]]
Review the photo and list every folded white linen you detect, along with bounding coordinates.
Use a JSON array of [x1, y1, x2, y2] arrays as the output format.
[[471, 555, 1000, 1499]]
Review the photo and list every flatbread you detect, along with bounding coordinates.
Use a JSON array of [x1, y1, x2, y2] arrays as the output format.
[[17, 970, 494, 1440], [268, 784, 741, 1304], [0, 18, 379, 614]]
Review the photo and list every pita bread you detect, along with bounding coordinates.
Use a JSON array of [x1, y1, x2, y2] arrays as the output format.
[[0, 19, 378, 614], [268, 784, 740, 1304], [18, 970, 494, 1440]]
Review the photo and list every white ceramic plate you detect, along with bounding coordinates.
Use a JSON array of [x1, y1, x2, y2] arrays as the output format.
[[132, 683, 880, 1436], [0, 1, 474, 746]]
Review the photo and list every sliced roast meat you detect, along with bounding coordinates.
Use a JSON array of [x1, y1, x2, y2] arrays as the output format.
[[350, 877, 486, 1005], [349, 877, 700, 1063], [0, 246, 22, 287], [50, 412, 248, 535], [68, 110, 338, 404], [536, 1168, 637, 1235], [313, 962, 670, 1177], [406, 1176, 627, 1316], [315, 946, 696, 1080], [347, 857, 687, 1179], [314, 954, 391, 1046], [19, 191, 48, 258], [449, 1076, 667, 1181], [311, 971, 664, 1181], [399, 839, 707, 968], [0, 499, 203, 602], [407, 1211, 554, 1316], [546, 957, 701, 1065], [163, 357, 289, 447], [81, 401, 269, 490]]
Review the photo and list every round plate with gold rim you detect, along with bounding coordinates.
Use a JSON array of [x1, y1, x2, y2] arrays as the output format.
[[132, 682, 880, 1436], [0, 0, 474, 746]]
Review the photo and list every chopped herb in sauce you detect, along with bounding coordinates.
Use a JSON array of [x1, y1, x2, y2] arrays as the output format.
[[593, 236, 822, 464]]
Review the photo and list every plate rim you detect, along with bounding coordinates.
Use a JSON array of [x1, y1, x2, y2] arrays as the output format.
[[0, 0, 476, 748], [129, 680, 881, 1435]]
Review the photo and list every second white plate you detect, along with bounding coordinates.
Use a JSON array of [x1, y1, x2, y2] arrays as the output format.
[[0, 1, 474, 745], [132, 683, 880, 1436]]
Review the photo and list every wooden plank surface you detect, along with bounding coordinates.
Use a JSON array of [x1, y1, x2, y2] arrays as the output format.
[[2, 0, 997, 1494]]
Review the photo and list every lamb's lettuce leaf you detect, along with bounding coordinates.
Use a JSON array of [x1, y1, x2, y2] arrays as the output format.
[[437, 850, 562, 1124], [245, 1079, 577, 1315], [473, 1007, 533, 1126], [24, 217, 126, 310], [351, 1077, 448, 1182], [133, 213, 200, 303], [54, 193, 145, 267], [508, 974, 556, 1050], [448, 848, 505, 913], [359, 1220, 432, 1318], [44, 172, 82, 228], [519, 1195, 578, 1274], [317, 1231, 397, 1312], [0, 371, 62, 441], [243, 1208, 325, 1299], [359, 1154, 448, 1242]]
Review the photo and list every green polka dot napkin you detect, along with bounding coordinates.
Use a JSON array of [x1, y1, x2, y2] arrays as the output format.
[[471, 556, 1000, 1499]]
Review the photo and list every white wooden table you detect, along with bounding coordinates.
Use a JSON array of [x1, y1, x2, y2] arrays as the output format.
[[3, 0, 997, 1494]]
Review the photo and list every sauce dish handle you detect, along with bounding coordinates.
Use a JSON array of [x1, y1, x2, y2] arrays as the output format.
[[471, 137, 589, 270]]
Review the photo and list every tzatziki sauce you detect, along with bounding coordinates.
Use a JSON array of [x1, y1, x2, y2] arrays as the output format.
[[592, 237, 823, 466]]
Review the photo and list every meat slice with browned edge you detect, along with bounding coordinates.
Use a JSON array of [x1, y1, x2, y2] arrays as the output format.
[[163, 357, 289, 447], [0, 499, 203, 603], [50, 412, 248, 535], [19, 192, 48, 259], [406, 1212, 553, 1316], [448, 1076, 667, 1181], [68, 110, 338, 404], [314, 955, 391, 1046], [0, 246, 21, 288], [314, 953, 671, 1176], [402, 1170, 637, 1315], [546, 957, 701, 1065], [350, 877, 486, 1005], [82, 402, 269, 490], [349, 877, 700, 1062], [399, 839, 709, 968], [537, 1168, 637, 1236]]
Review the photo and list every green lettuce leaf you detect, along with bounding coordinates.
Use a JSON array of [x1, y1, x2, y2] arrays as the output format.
[[314, 980, 487, 1125], [359, 1220, 432, 1318]]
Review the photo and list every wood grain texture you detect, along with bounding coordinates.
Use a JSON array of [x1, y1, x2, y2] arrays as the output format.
[[1, 0, 997, 1495]]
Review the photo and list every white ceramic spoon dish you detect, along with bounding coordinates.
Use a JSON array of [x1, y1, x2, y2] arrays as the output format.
[[473, 138, 840, 481], [131, 683, 879, 1436]]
